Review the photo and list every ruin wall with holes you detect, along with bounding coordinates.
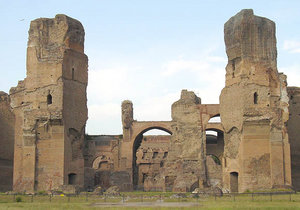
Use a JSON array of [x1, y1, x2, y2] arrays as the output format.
[[0, 9, 299, 193], [5, 14, 88, 193]]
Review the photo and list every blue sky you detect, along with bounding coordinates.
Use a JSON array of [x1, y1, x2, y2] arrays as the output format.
[[0, 0, 300, 134]]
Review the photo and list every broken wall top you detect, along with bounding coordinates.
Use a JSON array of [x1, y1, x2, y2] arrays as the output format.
[[28, 14, 85, 56], [23, 14, 87, 90], [171, 89, 201, 121], [220, 9, 287, 132], [0, 91, 9, 102], [122, 100, 133, 129], [224, 9, 278, 87], [173, 90, 201, 105], [225, 9, 277, 64]]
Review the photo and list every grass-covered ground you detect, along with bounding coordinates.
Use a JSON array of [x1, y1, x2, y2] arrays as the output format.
[[0, 192, 299, 209]]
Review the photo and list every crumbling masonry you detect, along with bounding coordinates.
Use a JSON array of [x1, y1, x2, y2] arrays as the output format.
[[0, 9, 299, 193], [9, 15, 88, 193]]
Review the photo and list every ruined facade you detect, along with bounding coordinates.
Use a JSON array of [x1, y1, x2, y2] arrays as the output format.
[[220, 9, 291, 192], [0, 92, 15, 191], [83, 94, 222, 192], [287, 87, 300, 191], [9, 15, 88, 193], [0, 10, 299, 193]]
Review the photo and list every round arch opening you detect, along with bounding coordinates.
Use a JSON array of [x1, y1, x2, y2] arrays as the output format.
[[205, 128, 224, 188], [132, 127, 172, 191], [208, 114, 221, 123], [205, 128, 224, 164]]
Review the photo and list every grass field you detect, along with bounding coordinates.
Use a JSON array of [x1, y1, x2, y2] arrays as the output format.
[[0, 192, 299, 209]]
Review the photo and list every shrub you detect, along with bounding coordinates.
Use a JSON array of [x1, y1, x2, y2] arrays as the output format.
[[15, 196, 22, 202], [210, 155, 221, 165], [38, 190, 46, 195], [193, 193, 200, 198]]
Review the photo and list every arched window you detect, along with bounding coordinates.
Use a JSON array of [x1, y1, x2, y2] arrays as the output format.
[[47, 94, 52, 105], [254, 92, 258, 104], [152, 152, 158, 159], [98, 161, 109, 170], [208, 115, 221, 123]]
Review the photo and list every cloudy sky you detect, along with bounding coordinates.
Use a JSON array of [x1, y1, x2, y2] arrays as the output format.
[[0, 0, 299, 134]]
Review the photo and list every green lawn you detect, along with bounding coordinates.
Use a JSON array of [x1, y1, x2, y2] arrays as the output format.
[[0, 192, 299, 209]]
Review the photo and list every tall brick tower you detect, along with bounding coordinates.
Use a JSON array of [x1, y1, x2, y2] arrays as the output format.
[[220, 9, 291, 192], [10, 14, 88, 192]]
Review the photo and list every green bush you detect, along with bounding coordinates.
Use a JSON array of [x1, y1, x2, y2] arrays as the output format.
[[38, 190, 46, 195], [193, 193, 199, 198], [210, 155, 221, 165], [15, 196, 22, 202]]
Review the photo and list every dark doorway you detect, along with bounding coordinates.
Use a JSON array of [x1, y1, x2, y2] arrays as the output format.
[[230, 172, 238, 192], [68, 173, 77, 185]]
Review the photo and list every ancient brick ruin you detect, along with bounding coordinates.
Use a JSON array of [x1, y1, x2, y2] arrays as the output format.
[[9, 15, 88, 193], [220, 10, 291, 192], [0, 9, 299, 193]]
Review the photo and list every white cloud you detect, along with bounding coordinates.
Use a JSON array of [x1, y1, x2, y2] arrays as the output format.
[[283, 40, 300, 53], [160, 56, 226, 104], [161, 59, 210, 76], [161, 56, 226, 77], [86, 54, 227, 134], [280, 64, 300, 86], [134, 92, 180, 121], [89, 103, 120, 119], [86, 103, 121, 134], [88, 66, 131, 102]]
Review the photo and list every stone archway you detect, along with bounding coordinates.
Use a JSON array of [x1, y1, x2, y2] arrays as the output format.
[[131, 124, 172, 190], [92, 155, 114, 189], [92, 155, 112, 170], [205, 128, 224, 160], [205, 127, 224, 188]]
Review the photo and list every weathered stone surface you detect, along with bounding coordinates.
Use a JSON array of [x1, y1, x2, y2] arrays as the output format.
[[122, 100, 133, 129], [1, 10, 298, 193], [143, 174, 165, 192], [10, 14, 88, 193], [172, 174, 199, 192], [92, 186, 103, 195], [0, 92, 15, 192], [287, 87, 300, 191], [135, 135, 170, 191], [220, 9, 291, 192], [161, 90, 206, 191], [104, 185, 120, 196], [170, 90, 202, 160], [115, 94, 223, 192], [58, 184, 80, 194], [193, 186, 223, 196], [206, 155, 222, 188]]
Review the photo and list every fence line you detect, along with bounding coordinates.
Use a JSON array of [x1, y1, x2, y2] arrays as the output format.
[[0, 191, 298, 203]]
